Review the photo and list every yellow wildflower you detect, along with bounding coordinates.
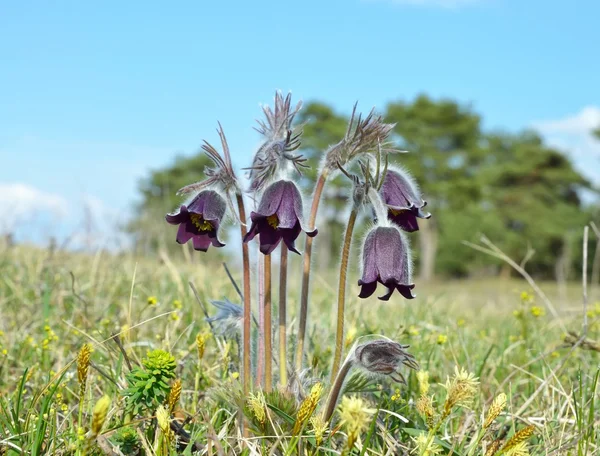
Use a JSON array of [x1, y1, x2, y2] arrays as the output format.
[[147, 296, 158, 306], [436, 334, 447, 345], [309, 415, 328, 446], [173, 299, 182, 309], [417, 371, 430, 395], [442, 366, 479, 414], [338, 395, 376, 437], [91, 395, 111, 436], [411, 433, 442, 455], [530, 306, 545, 318], [247, 392, 267, 425], [416, 395, 435, 428], [408, 325, 420, 336], [483, 393, 506, 428], [293, 383, 323, 434]]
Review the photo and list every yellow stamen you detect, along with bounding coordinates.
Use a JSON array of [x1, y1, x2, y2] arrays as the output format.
[[190, 213, 213, 232], [267, 214, 279, 228], [389, 208, 407, 216]]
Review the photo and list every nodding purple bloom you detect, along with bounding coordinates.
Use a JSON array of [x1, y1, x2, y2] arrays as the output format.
[[358, 225, 415, 301], [165, 190, 226, 252], [353, 339, 419, 384], [244, 180, 317, 255], [380, 169, 431, 232]]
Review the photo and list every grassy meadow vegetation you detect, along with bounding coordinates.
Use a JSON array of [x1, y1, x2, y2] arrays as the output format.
[[0, 238, 598, 455]]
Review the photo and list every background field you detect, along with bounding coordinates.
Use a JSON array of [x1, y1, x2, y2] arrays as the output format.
[[1, 237, 598, 454]]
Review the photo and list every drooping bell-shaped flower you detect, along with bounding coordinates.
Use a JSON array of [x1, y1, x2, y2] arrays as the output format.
[[244, 180, 317, 255], [353, 339, 419, 384], [380, 168, 431, 232], [165, 190, 226, 252], [358, 225, 415, 300]]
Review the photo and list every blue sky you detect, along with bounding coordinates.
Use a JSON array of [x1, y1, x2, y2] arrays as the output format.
[[1, 0, 599, 246]]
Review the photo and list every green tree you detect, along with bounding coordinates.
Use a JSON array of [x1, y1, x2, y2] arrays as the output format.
[[128, 153, 212, 253], [385, 94, 484, 279]]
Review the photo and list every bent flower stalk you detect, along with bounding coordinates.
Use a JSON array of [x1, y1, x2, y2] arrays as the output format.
[[164, 90, 431, 447]]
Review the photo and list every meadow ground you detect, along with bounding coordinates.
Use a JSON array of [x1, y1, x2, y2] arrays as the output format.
[[0, 241, 598, 455]]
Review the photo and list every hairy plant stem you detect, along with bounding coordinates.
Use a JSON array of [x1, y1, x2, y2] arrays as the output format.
[[235, 193, 252, 395], [279, 244, 288, 386], [257, 254, 264, 386], [264, 253, 273, 392], [330, 208, 358, 382], [322, 357, 354, 424], [295, 169, 329, 371]]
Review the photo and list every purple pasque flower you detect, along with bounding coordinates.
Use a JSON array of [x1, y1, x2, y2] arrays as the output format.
[[244, 180, 317, 255], [380, 168, 431, 232], [358, 225, 415, 301], [165, 190, 226, 252], [353, 339, 419, 384]]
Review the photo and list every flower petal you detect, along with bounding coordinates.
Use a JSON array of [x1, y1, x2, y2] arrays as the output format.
[[176, 222, 195, 244], [192, 235, 212, 252], [358, 280, 377, 299]]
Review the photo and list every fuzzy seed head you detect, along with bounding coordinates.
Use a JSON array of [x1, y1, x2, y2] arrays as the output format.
[[77, 343, 92, 394], [168, 379, 182, 413], [484, 392, 507, 429], [293, 382, 323, 434], [91, 395, 111, 436]]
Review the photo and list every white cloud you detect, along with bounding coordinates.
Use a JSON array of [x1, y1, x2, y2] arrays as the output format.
[[0, 183, 69, 222], [367, 0, 484, 8], [532, 106, 600, 184]]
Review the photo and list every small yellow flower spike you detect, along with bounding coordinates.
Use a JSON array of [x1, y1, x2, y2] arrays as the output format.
[[147, 296, 158, 306], [416, 395, 435, 428], [417, 371, 430, 395], [436, 334, 448, 345], [309, 415, 328, 446], [293, 382, 324, 434], [173, 299, 182, 309], [156, 405, 171, 433], [484, 392, 507, 428], [412, 433, 442, 455], [91, 395, 111, 436], [337, 395, 376, 437], [247, 392, 267, 425]]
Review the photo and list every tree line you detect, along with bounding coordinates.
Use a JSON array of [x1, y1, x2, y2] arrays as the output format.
[[129, 95, 600, 281]]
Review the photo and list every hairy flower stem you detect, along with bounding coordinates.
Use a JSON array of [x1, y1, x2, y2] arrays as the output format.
[[264, 253, 273, 392], [330, 208, 358, 382], [279, 244, 288, 386], [295, 170, 329, 371], [236, 193, 252, 395], [322, 357, 354, 424]]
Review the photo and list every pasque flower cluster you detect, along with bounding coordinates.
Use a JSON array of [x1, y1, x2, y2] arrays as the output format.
[[164, 91, 430, 435]]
